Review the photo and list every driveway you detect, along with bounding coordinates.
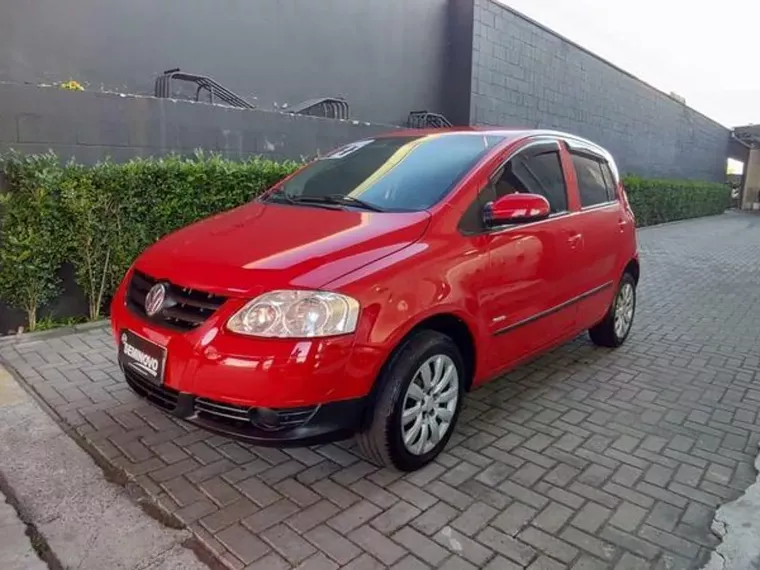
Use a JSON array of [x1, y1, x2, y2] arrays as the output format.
[[2, 212, 759, 570]]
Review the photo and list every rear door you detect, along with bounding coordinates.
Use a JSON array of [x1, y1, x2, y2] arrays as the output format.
[[473, 138, 586, 374], [563, 140, 624, 328]]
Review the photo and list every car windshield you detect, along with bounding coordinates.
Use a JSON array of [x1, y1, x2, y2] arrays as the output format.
[[262, 133, 505, 212]]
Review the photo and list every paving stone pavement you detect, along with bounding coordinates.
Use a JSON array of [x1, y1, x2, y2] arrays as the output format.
[[2, 211, 760, 570]]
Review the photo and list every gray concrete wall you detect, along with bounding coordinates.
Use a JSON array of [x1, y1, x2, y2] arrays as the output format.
[[0, 0, 451, 126], [470, 0, 731, 181], [0, 83, 390, 165]]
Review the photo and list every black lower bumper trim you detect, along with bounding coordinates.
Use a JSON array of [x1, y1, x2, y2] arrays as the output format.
[[184, 398, 363, 447], [122, 366, 365, 447]]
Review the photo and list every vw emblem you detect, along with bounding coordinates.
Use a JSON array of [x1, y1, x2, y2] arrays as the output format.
[[144, 283, 167, 317]]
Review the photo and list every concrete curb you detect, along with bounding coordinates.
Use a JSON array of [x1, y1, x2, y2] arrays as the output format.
[[0, 320, 110, 346], [634, 212, 740, 232], [0, 363, 210, 570]]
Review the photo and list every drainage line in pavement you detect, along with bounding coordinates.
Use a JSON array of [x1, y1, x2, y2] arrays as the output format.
[[0, 470, 64, 570]]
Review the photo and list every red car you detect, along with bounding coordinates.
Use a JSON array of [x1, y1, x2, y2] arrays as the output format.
[[111, 128, 638, 471]]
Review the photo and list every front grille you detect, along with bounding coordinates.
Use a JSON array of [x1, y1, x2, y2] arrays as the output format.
[[123, 366, 179, 412], [126, 270, 227, 331]]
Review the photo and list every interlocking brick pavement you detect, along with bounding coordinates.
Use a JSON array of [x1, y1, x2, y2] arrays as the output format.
[[2, 212, 760, 569]]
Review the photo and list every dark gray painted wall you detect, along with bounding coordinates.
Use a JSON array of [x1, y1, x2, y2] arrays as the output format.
[[0, 83, 390, 165], [0, 0, 451, 126], [470, 0, 730, 181], [443, 0, 475, 126]]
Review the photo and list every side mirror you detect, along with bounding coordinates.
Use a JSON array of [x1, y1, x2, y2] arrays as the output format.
[[484, 193, 551, 226]]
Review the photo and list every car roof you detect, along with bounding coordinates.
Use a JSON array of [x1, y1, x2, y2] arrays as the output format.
[[376, 126, 530, 139]]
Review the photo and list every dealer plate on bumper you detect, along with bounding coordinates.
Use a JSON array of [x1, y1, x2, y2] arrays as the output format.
[[119, 330, 166, 385]]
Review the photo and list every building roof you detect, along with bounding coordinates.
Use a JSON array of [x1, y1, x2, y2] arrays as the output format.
[[733, 124, 760, 147]]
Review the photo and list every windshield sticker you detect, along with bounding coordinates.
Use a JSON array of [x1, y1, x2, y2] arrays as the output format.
[[320, 139, 375, 160]]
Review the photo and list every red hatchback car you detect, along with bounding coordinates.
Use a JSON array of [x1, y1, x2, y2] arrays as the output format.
[[111, 129, 638, 471]]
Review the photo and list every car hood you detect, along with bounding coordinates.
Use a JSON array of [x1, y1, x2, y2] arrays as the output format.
[[136, 201, 431, 297]]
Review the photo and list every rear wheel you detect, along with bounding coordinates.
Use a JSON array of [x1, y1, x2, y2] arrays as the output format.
[[356, 330, 465, 471], [589, 272, 636, 348]]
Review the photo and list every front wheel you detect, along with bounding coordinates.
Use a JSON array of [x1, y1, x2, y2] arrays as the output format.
[[589, 272, 637, 348], [356, 330, 465, 471]]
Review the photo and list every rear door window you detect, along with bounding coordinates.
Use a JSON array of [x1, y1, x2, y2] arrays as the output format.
[[599, 162, 618, 201]]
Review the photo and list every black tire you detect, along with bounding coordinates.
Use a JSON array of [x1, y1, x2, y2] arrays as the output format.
[[356, 330, 466, 471], [589, 272, 637, 348]]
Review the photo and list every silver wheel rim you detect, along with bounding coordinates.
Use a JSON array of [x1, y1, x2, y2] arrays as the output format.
[[614, 282, 635, 339], [401, 354, 459, 456]]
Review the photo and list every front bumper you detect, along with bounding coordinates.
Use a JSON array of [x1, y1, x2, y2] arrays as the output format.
[[122, 363, 366, 446], [110, 270, 387, 406], [110, 269, 386, 445]]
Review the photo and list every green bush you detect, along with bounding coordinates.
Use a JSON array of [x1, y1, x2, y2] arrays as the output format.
[[622, 175, 730, 227], [0, 152, 299, 330], [0, 151, 69, 330], [0, 151, 731, 331]]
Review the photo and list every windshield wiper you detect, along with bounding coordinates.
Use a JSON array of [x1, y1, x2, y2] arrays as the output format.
[[261, 190, 385, 212], [261, 189, 337, 210], [294, 194, 386, 212], [260, 188, 295, 204]]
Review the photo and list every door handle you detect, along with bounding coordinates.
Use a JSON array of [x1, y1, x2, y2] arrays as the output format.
[[567, 233, 582, 248]]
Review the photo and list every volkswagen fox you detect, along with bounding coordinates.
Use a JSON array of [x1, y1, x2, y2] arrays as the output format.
[[110, 129, 639, 471]]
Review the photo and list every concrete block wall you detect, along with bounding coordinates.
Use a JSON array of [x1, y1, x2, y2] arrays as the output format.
[[470, 0, 731, 182]]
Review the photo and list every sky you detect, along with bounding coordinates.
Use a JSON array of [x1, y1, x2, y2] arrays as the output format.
[[500, 0, 760, 129]]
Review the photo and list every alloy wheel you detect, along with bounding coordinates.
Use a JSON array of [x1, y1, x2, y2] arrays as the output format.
[[613, 282, 635, 339], [400, 354, 459, 455]]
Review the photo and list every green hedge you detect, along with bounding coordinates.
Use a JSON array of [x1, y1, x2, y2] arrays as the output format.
[[0, 151, 730, 331], [0, 151, 299, 330], [623, 175, 730, 227]]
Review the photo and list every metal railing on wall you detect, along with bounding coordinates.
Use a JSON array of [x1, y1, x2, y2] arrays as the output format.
[[288, 98, 350, 120], [154, 68, 255, 109], [406, 111, 453, 129]]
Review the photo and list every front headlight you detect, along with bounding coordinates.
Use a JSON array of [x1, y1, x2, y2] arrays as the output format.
[[226, 290, 360, 338]]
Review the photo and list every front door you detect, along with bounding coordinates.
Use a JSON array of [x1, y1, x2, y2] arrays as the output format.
[[475, 139, 584, 375]]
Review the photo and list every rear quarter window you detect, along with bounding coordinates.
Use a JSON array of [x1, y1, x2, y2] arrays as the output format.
[[571, 154, 615, 208]]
